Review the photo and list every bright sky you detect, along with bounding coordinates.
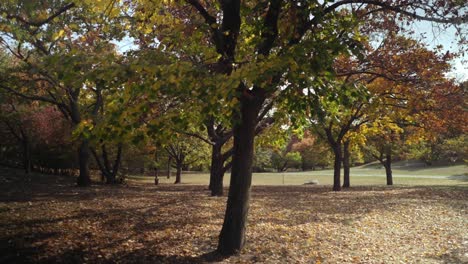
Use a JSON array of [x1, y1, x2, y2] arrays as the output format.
[[114, 15, 468, 83], [409, 21, 468, 82]]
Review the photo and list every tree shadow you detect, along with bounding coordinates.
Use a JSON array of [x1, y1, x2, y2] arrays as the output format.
[[1, 166, 467, 263], [114, 249, 228, 264], [0, 232, 58, 264]]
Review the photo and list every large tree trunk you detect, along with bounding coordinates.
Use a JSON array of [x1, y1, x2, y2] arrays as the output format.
[[342, 141, 350, 188], [385, 148, 393, 186], [218, 92, 263, 255], [174, 163, 182, 184], [332, 143, 342, 191], [77, 138, 91, 186], [70, 97, 91, 187], [210, 143, 224, 196]]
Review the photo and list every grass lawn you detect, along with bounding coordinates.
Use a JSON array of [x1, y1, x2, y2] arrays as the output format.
[[132, 163, 468, 187], [1, 165, 467, 263]]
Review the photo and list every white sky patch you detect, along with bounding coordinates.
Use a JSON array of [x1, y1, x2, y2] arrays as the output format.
[[112, 36, 137, 53], [407, 20, 467, 82]]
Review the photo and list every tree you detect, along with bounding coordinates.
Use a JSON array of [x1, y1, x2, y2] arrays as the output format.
[[353, 33, 465, 180], [0, 98, 34, 173], [0, 0, 125, 186], [360, 118, 404, 185], [130, 0, 466, 255], [269, 134, 302, 172], [307, 79, 370, 191], [292, 131, 332, 170], [164, 134, 210, 184]]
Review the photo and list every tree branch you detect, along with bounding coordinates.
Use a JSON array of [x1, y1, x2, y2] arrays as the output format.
[[6, 2, 76, 27]]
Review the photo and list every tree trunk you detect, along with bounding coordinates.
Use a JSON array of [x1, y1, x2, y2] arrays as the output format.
[[211, 169, 224, 196], [77, 138, 91, 186], [154, 167, 159, 185], [218, 93, 263, 255], [91, 144, 122, 184], [385, 148, 393, 185], [105, 171, 116, 184], [108, 144, 123, 184], [174, 163, 182, 184], [342, 141, 350, 188], [210, 143, 224, 196], [332, 143, 342, 191]]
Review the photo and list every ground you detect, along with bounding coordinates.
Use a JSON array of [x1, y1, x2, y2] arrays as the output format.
[[0, 166, 467, 263]]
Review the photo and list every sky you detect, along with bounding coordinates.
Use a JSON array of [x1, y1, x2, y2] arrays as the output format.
[[114, 15, 468, 83], [409, 21, 467, 82]]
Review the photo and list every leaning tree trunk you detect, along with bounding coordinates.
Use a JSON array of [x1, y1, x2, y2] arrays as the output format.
[[77, 138, 91, 186], [385, 148, 393, 185], [218, 92, 263, 255], [342, 141, 350, 188], [332, 143, 342, 191]]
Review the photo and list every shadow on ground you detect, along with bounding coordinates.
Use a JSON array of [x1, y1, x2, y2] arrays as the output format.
[[1, 166, 467, 263]]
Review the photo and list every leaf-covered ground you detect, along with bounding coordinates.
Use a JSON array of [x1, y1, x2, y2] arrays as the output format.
[[0, 167, 467, 263]]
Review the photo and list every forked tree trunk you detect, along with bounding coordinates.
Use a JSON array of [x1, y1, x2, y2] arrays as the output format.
[[332, 143, 342, 191], [77, 138, 91, 186], [218, 93, 263, 255], [342, 141, 350, 188], [91, 144, 123, 184]]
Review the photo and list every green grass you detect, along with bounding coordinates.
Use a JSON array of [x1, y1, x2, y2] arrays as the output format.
[[129, 162, 468, 187]]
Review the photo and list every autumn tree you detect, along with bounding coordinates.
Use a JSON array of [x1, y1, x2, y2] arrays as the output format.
[[353, 33, 465, 182], [0, 97, 34, 173], [1, 0, 464, 256], [292, 131, 332, 170], [0, 0, 128, 186], [121, 0, 467, 254], [164, 134, 210, 184]]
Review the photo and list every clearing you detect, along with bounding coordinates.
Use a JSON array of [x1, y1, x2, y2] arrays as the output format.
[[0, 166, 467, 263]]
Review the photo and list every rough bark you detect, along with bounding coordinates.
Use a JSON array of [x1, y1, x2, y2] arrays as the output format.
[[342, 141, 350, 188], [218, 89, 264, 255]]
